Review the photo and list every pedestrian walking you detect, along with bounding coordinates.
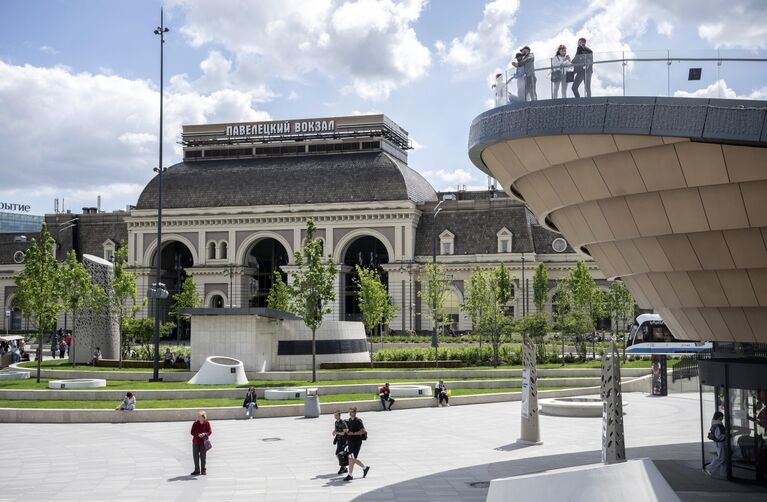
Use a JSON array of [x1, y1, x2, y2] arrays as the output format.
[[571, 37, 593, 98], [243, 387, 258, 419], [705, 411, 727, 477], [50, 332, 58, 359], [435, 380, 450, 407], [191, 410, 212, 476], [333, 410, 349, 475], [378, 383, 395, 411], [58, 339, 67, 359], [65, 331, 72, 355], [344, 407, 370, 481]]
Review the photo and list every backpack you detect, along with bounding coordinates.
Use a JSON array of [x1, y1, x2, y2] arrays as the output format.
[[707, 423, 725, 442]]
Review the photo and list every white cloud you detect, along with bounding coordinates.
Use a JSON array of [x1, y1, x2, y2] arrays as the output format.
[[167, 0, 431, 100], [39, 45, 59, 55], [409, 138, 424, 150], [0, 60, 269, 211], [674, 79, 767, 100], [436, 0, 520, 70], [420, 168, 475, 185]]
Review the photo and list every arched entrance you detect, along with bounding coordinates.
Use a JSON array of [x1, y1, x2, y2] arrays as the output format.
[[342, 236, 389, 321], [209, 294, 225, 308], [245, 238, 289, 308], [150, 241, 194, 338]]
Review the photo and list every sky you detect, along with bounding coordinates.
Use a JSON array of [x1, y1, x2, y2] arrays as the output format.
[[1, 0, 766, 216]]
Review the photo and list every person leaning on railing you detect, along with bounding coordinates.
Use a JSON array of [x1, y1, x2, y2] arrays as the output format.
[[571, 37, 593, 98], [551, 45, 572, 98], [509, 52, 526, 101]]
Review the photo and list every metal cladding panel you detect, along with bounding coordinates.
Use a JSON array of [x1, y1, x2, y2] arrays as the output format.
[[561, 98, 609, 134], [703, 100, 766, 143], [761, 110, 767, 143], [525, 102, 563, 136], [604, 97, 656, 135], [650, 97, 709, 138]]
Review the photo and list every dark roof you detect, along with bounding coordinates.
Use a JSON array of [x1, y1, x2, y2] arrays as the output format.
[[136, 152, 437, 209], [45, 212, 128, 261], [415, 195, 575, 256], [0, 233, 38, 265]]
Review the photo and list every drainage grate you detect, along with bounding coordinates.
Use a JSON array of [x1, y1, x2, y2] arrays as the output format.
[[468, 481, 491, 488], [261, 438, 283, 442]]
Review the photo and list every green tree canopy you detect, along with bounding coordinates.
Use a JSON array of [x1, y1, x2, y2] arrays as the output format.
[[266, 271, 290, 312], [13, 224, 63, 382], [288, 218, 338, 382], [461, 266, 515, 366], [532, 263, 548, 312], [418, 263, 450, 349], [109, 245, 144, 365], [170, 272, 202, 321], [353, 265, 397, 337]]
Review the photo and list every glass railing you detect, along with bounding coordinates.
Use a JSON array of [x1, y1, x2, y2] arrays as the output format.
[[492, 49, 767, 107]]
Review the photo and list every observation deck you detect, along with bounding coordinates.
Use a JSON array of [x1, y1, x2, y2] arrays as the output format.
[[469, 52, 767, 345]]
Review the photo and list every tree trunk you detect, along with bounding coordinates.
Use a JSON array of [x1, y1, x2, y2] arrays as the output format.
[[36, 329, 43, 383], [561, 335, 565, 366], [311, 327, 317, 383], [71, 311, 76, 368]]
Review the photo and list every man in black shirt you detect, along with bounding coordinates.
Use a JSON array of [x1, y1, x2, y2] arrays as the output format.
[[333, 410, 349, 475], [344, 407, 370, 481], [571, 37, 593, 98]]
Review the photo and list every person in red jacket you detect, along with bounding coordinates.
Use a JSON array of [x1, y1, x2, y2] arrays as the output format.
[[191, 410, 212, 475]]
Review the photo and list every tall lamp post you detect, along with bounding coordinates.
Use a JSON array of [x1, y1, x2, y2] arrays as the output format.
[[430, 201, 444, 359], [150, 10, 169, 382]]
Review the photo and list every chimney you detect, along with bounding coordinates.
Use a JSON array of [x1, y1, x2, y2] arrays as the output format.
[[97, 195, 101, 213]]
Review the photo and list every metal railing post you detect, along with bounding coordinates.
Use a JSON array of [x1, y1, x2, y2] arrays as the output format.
[[667, 50, 671, 97], [622, 51, 626, 97]]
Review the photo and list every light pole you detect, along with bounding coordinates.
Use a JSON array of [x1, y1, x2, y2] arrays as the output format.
[[151, 10, 169, 382], [431, 201, 444, 362], [521, 252, 526, 317], [223, 265, 235, 308]]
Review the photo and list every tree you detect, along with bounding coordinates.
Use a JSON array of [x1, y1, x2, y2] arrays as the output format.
[[605, 280, 635, 359], [13, 224, 63, 382], [354, 265, 397, 351], [266, 272, 290, 312], [60, 250, 103, 367], [288, 218, 338, 382], [532, 263, 548, 313], [461, 266, 515, 367], [568, 261, 603, 359], [109, 245, 143, 367], [517, 312, 550, 361], [418, 263, 450, 361], [170, 272, 202, 341]]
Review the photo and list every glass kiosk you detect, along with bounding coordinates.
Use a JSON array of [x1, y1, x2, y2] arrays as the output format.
[[699, 354, 767, 483]]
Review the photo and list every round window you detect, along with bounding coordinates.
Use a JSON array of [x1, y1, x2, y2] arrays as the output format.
[[13, 250, 24, 263], [552, 238, 567, 253]]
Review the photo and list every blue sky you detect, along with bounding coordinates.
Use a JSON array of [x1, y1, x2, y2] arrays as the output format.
[[0, 0, 765, 215]]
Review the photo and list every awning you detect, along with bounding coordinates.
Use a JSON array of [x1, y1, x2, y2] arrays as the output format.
[[0, 335, 25, 342]]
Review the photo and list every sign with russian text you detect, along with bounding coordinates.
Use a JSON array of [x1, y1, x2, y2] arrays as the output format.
[[225, 119, 335, 137], [0, 202, 31, 213]]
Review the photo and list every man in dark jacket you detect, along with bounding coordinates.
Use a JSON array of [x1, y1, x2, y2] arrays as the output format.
[[518, 46, 537, 101], [571, 38, 593, 98]]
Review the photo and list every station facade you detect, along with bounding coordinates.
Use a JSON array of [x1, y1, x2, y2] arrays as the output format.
[[1, 114, 605, 335]]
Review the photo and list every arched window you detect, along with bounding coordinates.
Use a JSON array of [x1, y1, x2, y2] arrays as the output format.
[[218, 241, 228, 260], [439, 230, 455, 255], [207, 241, 217, 260], [497, 227, 513, 253]]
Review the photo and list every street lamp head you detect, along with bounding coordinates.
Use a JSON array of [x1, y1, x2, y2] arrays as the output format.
[[154, 27, 169, 35]]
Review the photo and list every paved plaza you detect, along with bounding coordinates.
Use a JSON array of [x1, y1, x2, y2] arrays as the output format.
[[1, 392, 765, 501]]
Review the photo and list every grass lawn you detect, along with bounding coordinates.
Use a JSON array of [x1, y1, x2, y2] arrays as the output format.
[[0, 386, 574, 409], [16, 360, 189, 372], [0, 373, 610, 391]]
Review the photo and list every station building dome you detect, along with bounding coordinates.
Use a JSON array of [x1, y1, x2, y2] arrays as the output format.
[[135, 151, 436, 210]]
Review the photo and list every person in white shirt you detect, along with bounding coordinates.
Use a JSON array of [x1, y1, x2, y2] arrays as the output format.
[[551, 45, 571, 99]]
